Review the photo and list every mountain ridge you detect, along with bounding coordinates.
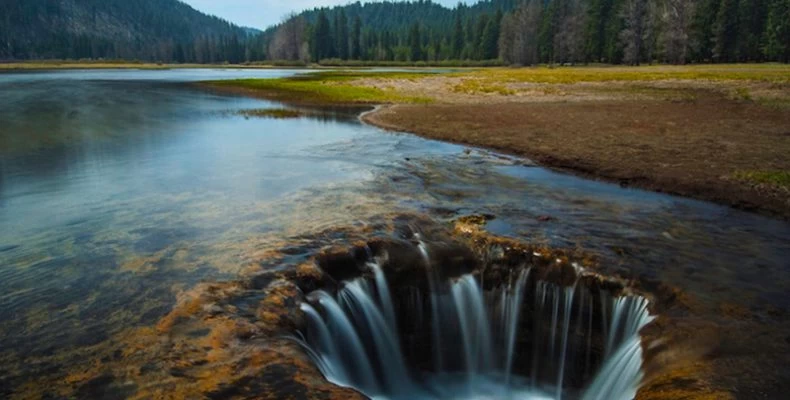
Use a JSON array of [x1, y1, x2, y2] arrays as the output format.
[[0, 0, 265, 62]]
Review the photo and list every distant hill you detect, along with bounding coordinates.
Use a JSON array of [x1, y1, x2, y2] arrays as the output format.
[[290, 0, 517, 33], [262, 0, 518, 62], [242, 27, 263, 36], [0, 0, 266, 62]]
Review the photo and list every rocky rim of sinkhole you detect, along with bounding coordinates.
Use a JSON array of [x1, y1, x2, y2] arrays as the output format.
[[143, 214, 693, 399]]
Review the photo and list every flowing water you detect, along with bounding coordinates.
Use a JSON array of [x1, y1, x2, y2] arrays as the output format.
[[0, 69, 789, 396], [300, 262, 653, 400]]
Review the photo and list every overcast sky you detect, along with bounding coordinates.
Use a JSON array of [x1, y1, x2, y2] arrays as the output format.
[[182, 0, 466, 30]]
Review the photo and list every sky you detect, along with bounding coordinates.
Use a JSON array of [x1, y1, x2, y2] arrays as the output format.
[[182, 0, 466, 30]]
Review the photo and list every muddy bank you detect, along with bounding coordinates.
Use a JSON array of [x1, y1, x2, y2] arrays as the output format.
[[363, 99, 790, 219]]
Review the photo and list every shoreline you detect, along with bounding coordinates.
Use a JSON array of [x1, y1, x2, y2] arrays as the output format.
[[361, 103, 790, 219], [196, 66, 790, 219]]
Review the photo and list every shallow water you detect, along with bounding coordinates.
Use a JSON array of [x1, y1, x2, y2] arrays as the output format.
[[0, 69, 789, 394]]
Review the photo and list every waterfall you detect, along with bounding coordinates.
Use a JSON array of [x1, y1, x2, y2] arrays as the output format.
[[301, 292, 379, 393], [503, 268, 530, 384], [299, 260, 654, 400], [452, 274, 495, 379], [582, 296, 653, 400], [417, 235, 445, 374], [556, 285, 576, 400]]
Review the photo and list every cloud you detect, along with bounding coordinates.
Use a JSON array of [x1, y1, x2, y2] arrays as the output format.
[[182, 0, 466, 30]]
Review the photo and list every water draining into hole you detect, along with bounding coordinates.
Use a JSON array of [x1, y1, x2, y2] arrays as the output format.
[[299, 247, 654, 400]]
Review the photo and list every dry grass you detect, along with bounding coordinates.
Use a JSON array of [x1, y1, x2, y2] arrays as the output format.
[[451, 79, 516, 95], [463, 64, 790, 84]]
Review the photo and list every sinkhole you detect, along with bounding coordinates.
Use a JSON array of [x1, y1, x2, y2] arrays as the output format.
[[296, 235, 655, 400]]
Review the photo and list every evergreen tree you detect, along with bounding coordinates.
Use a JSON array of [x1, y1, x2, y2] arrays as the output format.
[[736, 0, 768, 61], [604, 0, 626, 63], [690, 0, 720, 61], [585, 0, 616, 62], [539, 0, 560, 62], [331, 13, 340, 58], [713, 0, 740, 62], [453, 12, 465, 58], [361, 28, 373, 60], [312, 10, 332, 61], [481, 12, 501, 59], [764, 0, 790, 62], [475, 14, 490, 59], [464, 16, 476, 58], [336, 10, 349, 59], [430, 31, 443, 60], [409, 22, 422, 61], [351, 15, 362, 60]]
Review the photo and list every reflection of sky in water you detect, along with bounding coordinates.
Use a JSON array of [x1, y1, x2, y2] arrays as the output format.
[[0, 68, 317, 84], [0, 69, 789, 389]]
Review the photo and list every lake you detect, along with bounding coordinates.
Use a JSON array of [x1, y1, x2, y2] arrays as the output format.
[[0, 69, 788, 397]]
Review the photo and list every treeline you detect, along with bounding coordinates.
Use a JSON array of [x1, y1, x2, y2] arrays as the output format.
[[268, 0, 790, 64], [3, 0, 787, 65], [500, 0, 790, 65], [0, 0, 267, 62], [267, 1, 518, 62]]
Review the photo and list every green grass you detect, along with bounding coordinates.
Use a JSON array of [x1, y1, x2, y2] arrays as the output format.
[[733, 170, 790, 188], [205, 71, 434, 104], [237, 108, 304, 118]]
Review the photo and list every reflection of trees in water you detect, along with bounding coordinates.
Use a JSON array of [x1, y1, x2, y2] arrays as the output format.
[[292, 105, 373, 124], [0, 81, 214, 183], [0, 81, 199, 152], [233, 105, 371, 124]]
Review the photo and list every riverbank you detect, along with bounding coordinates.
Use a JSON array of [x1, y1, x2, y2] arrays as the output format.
[[206, 65, 790, 218]]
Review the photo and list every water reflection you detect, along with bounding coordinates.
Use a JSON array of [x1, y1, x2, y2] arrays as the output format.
[[0, 69, 788, 395]]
